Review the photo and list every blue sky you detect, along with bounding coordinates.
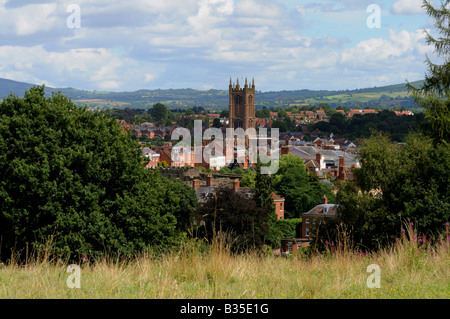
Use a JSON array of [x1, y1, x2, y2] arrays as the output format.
[[0, 0, 442, 92]]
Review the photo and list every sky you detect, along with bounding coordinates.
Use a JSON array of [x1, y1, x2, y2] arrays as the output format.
[[0, 0, 443, 92]]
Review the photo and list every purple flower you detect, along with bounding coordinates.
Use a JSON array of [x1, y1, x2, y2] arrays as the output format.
[[410, 222, 414, 226]]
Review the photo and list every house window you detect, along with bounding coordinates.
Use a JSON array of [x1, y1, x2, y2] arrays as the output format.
[[313, 218, 316, 225], [280, 203, 283, 211], [305, 228, 310, 237], [305, 218, 309, 224]]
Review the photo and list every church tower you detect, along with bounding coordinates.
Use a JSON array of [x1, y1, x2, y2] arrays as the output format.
[[229, 77, 256, 131]]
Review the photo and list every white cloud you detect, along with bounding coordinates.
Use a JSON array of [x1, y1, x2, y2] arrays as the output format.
[[392, 0, 425, 15], [0, 2, 59, 36], [144, 73, 157, 83], [341, 29, 430, 68], [0, 0, 433, 91]]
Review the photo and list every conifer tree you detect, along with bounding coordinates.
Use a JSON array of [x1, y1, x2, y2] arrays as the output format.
[[408, 0, 450, 142]]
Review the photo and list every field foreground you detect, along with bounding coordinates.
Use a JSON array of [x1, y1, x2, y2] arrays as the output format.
[[0, 238, 448, 299]]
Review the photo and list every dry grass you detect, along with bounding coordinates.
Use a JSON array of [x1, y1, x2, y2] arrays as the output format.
[[0, 230, 448, 299]]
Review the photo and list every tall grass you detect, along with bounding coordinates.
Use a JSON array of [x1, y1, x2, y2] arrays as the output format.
[[0, 227, 448, 299]]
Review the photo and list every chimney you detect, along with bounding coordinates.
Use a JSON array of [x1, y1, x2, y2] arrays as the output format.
[[281, 146, 290, 156], [206, 174, 214, 187], [316, 152, 322, 163], [339, 156, 345, 168], [316, 152, 322, 169], [233, 179, 240, 192], [193, 179, 200, 190], [322, 194, 328, 205], [338, 156, 346, 180]]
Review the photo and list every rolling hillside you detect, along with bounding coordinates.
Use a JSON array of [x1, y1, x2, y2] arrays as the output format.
[[0, 78, 423, 110]]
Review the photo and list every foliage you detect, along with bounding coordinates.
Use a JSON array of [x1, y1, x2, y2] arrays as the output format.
[[212, 118, 222, 128], [149, 103, 172, 125], [194, 187, 271, 252], [240, 169, 256, 188], [159, 177, 198, 232], [254, 161, 279, 248], [333, 132, 450, 249], [312, 110, 426, 142], [407, 0, 450, 143], [0, 86, 191, 261], [268, 218, 303, 249], [272, 154, 335, 219]]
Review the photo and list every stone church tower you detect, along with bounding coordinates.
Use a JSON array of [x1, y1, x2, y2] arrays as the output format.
[[228, 77, 256, 131]]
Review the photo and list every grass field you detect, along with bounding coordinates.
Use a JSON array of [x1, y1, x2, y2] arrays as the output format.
[[0, 231, 448, 299], [301, 91, 411, 106]]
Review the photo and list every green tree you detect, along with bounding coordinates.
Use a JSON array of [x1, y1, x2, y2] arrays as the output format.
[[161, 177, 198, 232], [0, 86, 183, 260], [240, 169, 256, 188], [212, 118, 222, 129], [272, 154, 334, 219], [407, 0, 450, 142], [149, 103, 169, 124], [336, 132, 450, 249], [195, 187, 270, 252], [220, 110, 229, 118]]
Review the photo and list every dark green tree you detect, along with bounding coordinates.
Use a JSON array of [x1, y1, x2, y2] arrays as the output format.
[[335, 132, 450, 249], [407, 0, 450, 142], [161, 177, 198, 232], [220, 110, 229, 118], [0, 86, 185, 261], [195, 187, 270, 252], [149, 103, 169, 124], [212, 118, 222, 129], [272, 154, 335, 219]]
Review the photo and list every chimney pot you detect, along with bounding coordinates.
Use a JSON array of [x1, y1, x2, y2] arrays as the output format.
[[233, 179, 240, 192], [193, 179, 200, 190], [206, 174, 214, 187]]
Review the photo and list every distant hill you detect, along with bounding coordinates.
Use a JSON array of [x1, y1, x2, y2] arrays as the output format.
[[0, 77, 424, 110], [0, 78, 37, 99]]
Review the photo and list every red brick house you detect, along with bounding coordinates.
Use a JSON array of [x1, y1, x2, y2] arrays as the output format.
[[142, 147, 160, 168], [301, 195, 337, 239]]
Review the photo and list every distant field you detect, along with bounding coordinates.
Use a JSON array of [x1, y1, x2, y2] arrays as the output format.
[[73, 99, 131, 108], [301, 91, 411, 106]]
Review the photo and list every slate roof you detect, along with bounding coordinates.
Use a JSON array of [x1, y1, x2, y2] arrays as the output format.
[[303, 204, 338, 217]]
